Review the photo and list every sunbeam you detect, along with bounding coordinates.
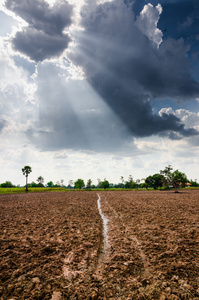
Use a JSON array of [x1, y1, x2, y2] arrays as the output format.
[[69, 25, 198, 138], [60, 78, 132, 151]]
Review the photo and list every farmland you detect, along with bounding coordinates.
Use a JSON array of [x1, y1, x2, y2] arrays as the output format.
[[0, 191, 198, 299]]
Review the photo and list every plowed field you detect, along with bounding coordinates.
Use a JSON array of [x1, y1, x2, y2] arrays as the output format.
[[0, 190, 198, 299]]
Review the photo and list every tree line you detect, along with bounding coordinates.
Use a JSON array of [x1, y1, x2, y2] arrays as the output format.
[[0, 165, 198, 192]]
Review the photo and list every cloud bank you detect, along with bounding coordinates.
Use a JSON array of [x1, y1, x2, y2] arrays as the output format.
[[69, 0, 199, 139], [1, 0, 199, 154]]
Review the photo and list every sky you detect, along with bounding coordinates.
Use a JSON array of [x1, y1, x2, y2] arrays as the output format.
[[0, 0, 199, 186]]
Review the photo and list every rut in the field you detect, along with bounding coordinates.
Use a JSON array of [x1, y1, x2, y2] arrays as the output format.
[[104, 197, 152, 277], [97, 193, 110, 265]]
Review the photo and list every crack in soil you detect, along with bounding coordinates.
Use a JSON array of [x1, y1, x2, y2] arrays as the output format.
[[96, 193, 110, 267]]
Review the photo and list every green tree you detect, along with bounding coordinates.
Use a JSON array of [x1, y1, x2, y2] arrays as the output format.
[[189, 179, 198, 187], [30, 182, 39, 187], [68, 180, 73, 189], [75, 179, 85, 189], [97, 178, 102, 188], [145, 176, 153, 189], [145, 174, 164, 189], [101, 179, 109, 190], [1, 181, 14, 188], [47, 181, 54, 187], [37, 176, 44, 187], [128, 175, 134, 187], [171, 170, 188, 193], [120, 176, 125, 188], [22, 166, 32, 192], [86, 179, 92, 190], [135, 179, 141, 188], [160, 165, 173, 188], [124, 175, 135, 189], [124, 181, 131, 189], [140, 182, 148, 189]]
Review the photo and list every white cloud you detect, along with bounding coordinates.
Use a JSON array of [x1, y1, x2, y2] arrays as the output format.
[[54, 151, 68, 159], [135, 3, 163, 48], [159, 107, 199, 129], [134, 139, 159, 152]]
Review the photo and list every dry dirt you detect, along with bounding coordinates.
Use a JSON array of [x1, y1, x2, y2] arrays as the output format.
[[0, 190, 198, 299]]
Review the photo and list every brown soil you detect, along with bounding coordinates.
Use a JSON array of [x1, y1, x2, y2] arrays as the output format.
[[0, 190, 198, 299]]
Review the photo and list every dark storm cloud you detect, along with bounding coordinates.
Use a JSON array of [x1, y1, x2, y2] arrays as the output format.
[[158, 113, 198, 140], [12, 28, 71, 62], [5, 0, 72, 34], [69, 0, 199, 138], [5, 0, 73, 61]]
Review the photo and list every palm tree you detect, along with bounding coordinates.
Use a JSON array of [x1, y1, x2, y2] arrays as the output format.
[[22, 166, 32, 192]]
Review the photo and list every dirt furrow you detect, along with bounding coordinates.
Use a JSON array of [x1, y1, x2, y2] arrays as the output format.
[[104, 195, 152, 277], [1, 190, 198, 299]]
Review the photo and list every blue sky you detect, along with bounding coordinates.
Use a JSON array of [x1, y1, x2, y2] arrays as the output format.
[[0, 0, 199, 186]]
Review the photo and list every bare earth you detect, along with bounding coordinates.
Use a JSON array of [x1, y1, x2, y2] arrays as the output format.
[[0, 190, 198, 299]]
